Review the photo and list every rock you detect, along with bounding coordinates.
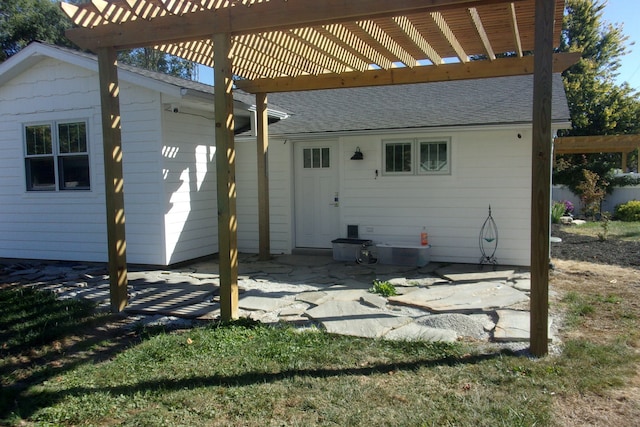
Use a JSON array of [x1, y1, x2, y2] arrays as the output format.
[[416, 313, 488, 340]]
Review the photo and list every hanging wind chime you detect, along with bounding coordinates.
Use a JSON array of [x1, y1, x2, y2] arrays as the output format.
[[479, 205, 498, 268]]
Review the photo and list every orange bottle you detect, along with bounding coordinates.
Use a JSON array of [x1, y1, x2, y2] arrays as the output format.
[[421, 227, 428, 246]]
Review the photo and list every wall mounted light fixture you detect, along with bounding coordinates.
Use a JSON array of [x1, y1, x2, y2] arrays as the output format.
[[350, 147, 363, 160]]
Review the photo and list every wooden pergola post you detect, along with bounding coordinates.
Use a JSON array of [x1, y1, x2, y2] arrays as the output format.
[[530, 0, 555, 357], [256, 92, 271, 261], [97, 47, 128, 312], [214, 32, 239, 321]]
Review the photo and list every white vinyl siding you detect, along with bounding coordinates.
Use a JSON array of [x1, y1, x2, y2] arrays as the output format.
[[339, 128, 532, 265], [235, 137, 293, 254], [161, 107, 218, 265], [0, 56, 165, 264]]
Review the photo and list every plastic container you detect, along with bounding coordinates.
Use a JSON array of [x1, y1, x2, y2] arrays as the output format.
[[376, 243, 430, 267], [331, 238, 373, 262]]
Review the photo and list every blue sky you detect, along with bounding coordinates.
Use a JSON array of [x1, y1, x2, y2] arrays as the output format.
[[198, 1, 640, 91], [601, 0, 640, 91]]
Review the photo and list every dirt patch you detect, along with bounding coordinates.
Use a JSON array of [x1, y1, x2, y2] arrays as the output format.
[[551, 224, 640, 268], [550, 258, 640, 425]]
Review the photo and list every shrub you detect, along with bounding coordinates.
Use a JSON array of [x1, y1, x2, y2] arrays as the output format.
[[614, 200, 640, 222], [551, 201, 566, 224], [576, 170, 608, 220]]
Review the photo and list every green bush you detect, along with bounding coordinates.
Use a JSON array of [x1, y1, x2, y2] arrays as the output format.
[[614, 200, 640, 222], [551, 201, 566, 224]]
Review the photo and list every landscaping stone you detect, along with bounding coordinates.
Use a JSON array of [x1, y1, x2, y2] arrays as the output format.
[[305, 300, 412, 338], [383, 323, 457, 342], [436, 264, 515, 282], [388, 282, 529, 313], [416, 313, 488, 340], [493, 309, 553, 342]]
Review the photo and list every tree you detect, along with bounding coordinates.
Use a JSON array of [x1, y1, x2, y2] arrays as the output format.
[[0, 0, 197, 80], [554, 0, 640, 205], [560, 0, 640, 138], [0, 0, 73, 61], [118, 48, 198, 81]]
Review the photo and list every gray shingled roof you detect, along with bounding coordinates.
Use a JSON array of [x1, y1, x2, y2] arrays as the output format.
[[264, 74, 570, 135], [33, 43, 255, 107], [26, 43, 570, 135]]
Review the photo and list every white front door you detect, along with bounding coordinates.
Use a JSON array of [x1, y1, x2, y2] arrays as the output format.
[[294, 141, 340, 248]]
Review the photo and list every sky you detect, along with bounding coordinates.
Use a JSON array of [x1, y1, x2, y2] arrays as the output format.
[[197, 1, 640, 91], [600, 0, 640, 91]]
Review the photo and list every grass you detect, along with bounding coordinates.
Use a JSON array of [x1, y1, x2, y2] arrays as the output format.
[[568, 220, 640, 241], [2, 272, 639, 426]]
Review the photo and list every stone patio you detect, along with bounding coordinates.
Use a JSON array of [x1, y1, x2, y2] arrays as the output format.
[[0, 253, 554, 345]]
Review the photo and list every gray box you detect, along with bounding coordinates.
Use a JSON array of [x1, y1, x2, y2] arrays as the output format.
[[376, 244, 430, 267], [331, 238, 372, 262]]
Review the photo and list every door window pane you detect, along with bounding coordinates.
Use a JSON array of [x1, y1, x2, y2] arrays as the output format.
[[303, 147, 331, 169]]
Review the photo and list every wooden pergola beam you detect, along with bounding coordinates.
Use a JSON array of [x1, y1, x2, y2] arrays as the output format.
[[65, 0, 525, 51], [509, 2, 524, 57], [431, 11, 469, 63], [469, 7, 496, 60], [554, 135, 640, 154], [235, 52, 580, 93], [97, 47, 128, 312], [256, 93, 271, 261], [530, 0, 555, 358], [214, 32, 239, 321]]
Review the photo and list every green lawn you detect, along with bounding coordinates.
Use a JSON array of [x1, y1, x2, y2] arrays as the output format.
[[1, 277, 638, 426], [568, 220, 640, 241]]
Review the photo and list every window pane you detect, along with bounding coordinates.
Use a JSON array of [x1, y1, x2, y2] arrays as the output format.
[[59, 155, 90, 190], [385, 142, 412, 173], [321, 148, 330, 168], [420, 141, 448, 172], [312, 148, 321, 168], [26, 157, 55, 190], [25, 125, 52, 155], [59, 122, 87, 153], [303, 148, 311, 168]]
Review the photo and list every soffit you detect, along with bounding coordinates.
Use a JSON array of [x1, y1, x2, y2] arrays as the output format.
[[60, 0, 568, 92]]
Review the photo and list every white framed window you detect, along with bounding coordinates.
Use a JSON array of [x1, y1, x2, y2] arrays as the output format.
[[383, 137, 451, 175], [24, 121, 90, 191], [383, 140, 413, 174], [303, 147, 331, 169], [418, 139, 450, 174]]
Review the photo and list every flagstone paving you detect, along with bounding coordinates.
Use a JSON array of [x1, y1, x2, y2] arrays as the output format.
[[387, 281, 530, 313], [0, 254, 555, 347]]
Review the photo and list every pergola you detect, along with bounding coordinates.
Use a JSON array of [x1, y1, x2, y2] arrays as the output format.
[[60, 0, 579, 356], [555, 135, 640, 172]]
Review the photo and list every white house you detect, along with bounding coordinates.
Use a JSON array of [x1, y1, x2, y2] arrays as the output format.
[[0, 42, 571, 266]]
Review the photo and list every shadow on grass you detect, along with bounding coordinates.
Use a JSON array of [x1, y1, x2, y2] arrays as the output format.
[[0, 286, 170, 422], [1, 286, 515, 424], [12, 348, 513, 423]]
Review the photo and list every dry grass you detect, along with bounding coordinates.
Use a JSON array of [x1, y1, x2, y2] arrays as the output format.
[[550, 259, 640, 426]]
